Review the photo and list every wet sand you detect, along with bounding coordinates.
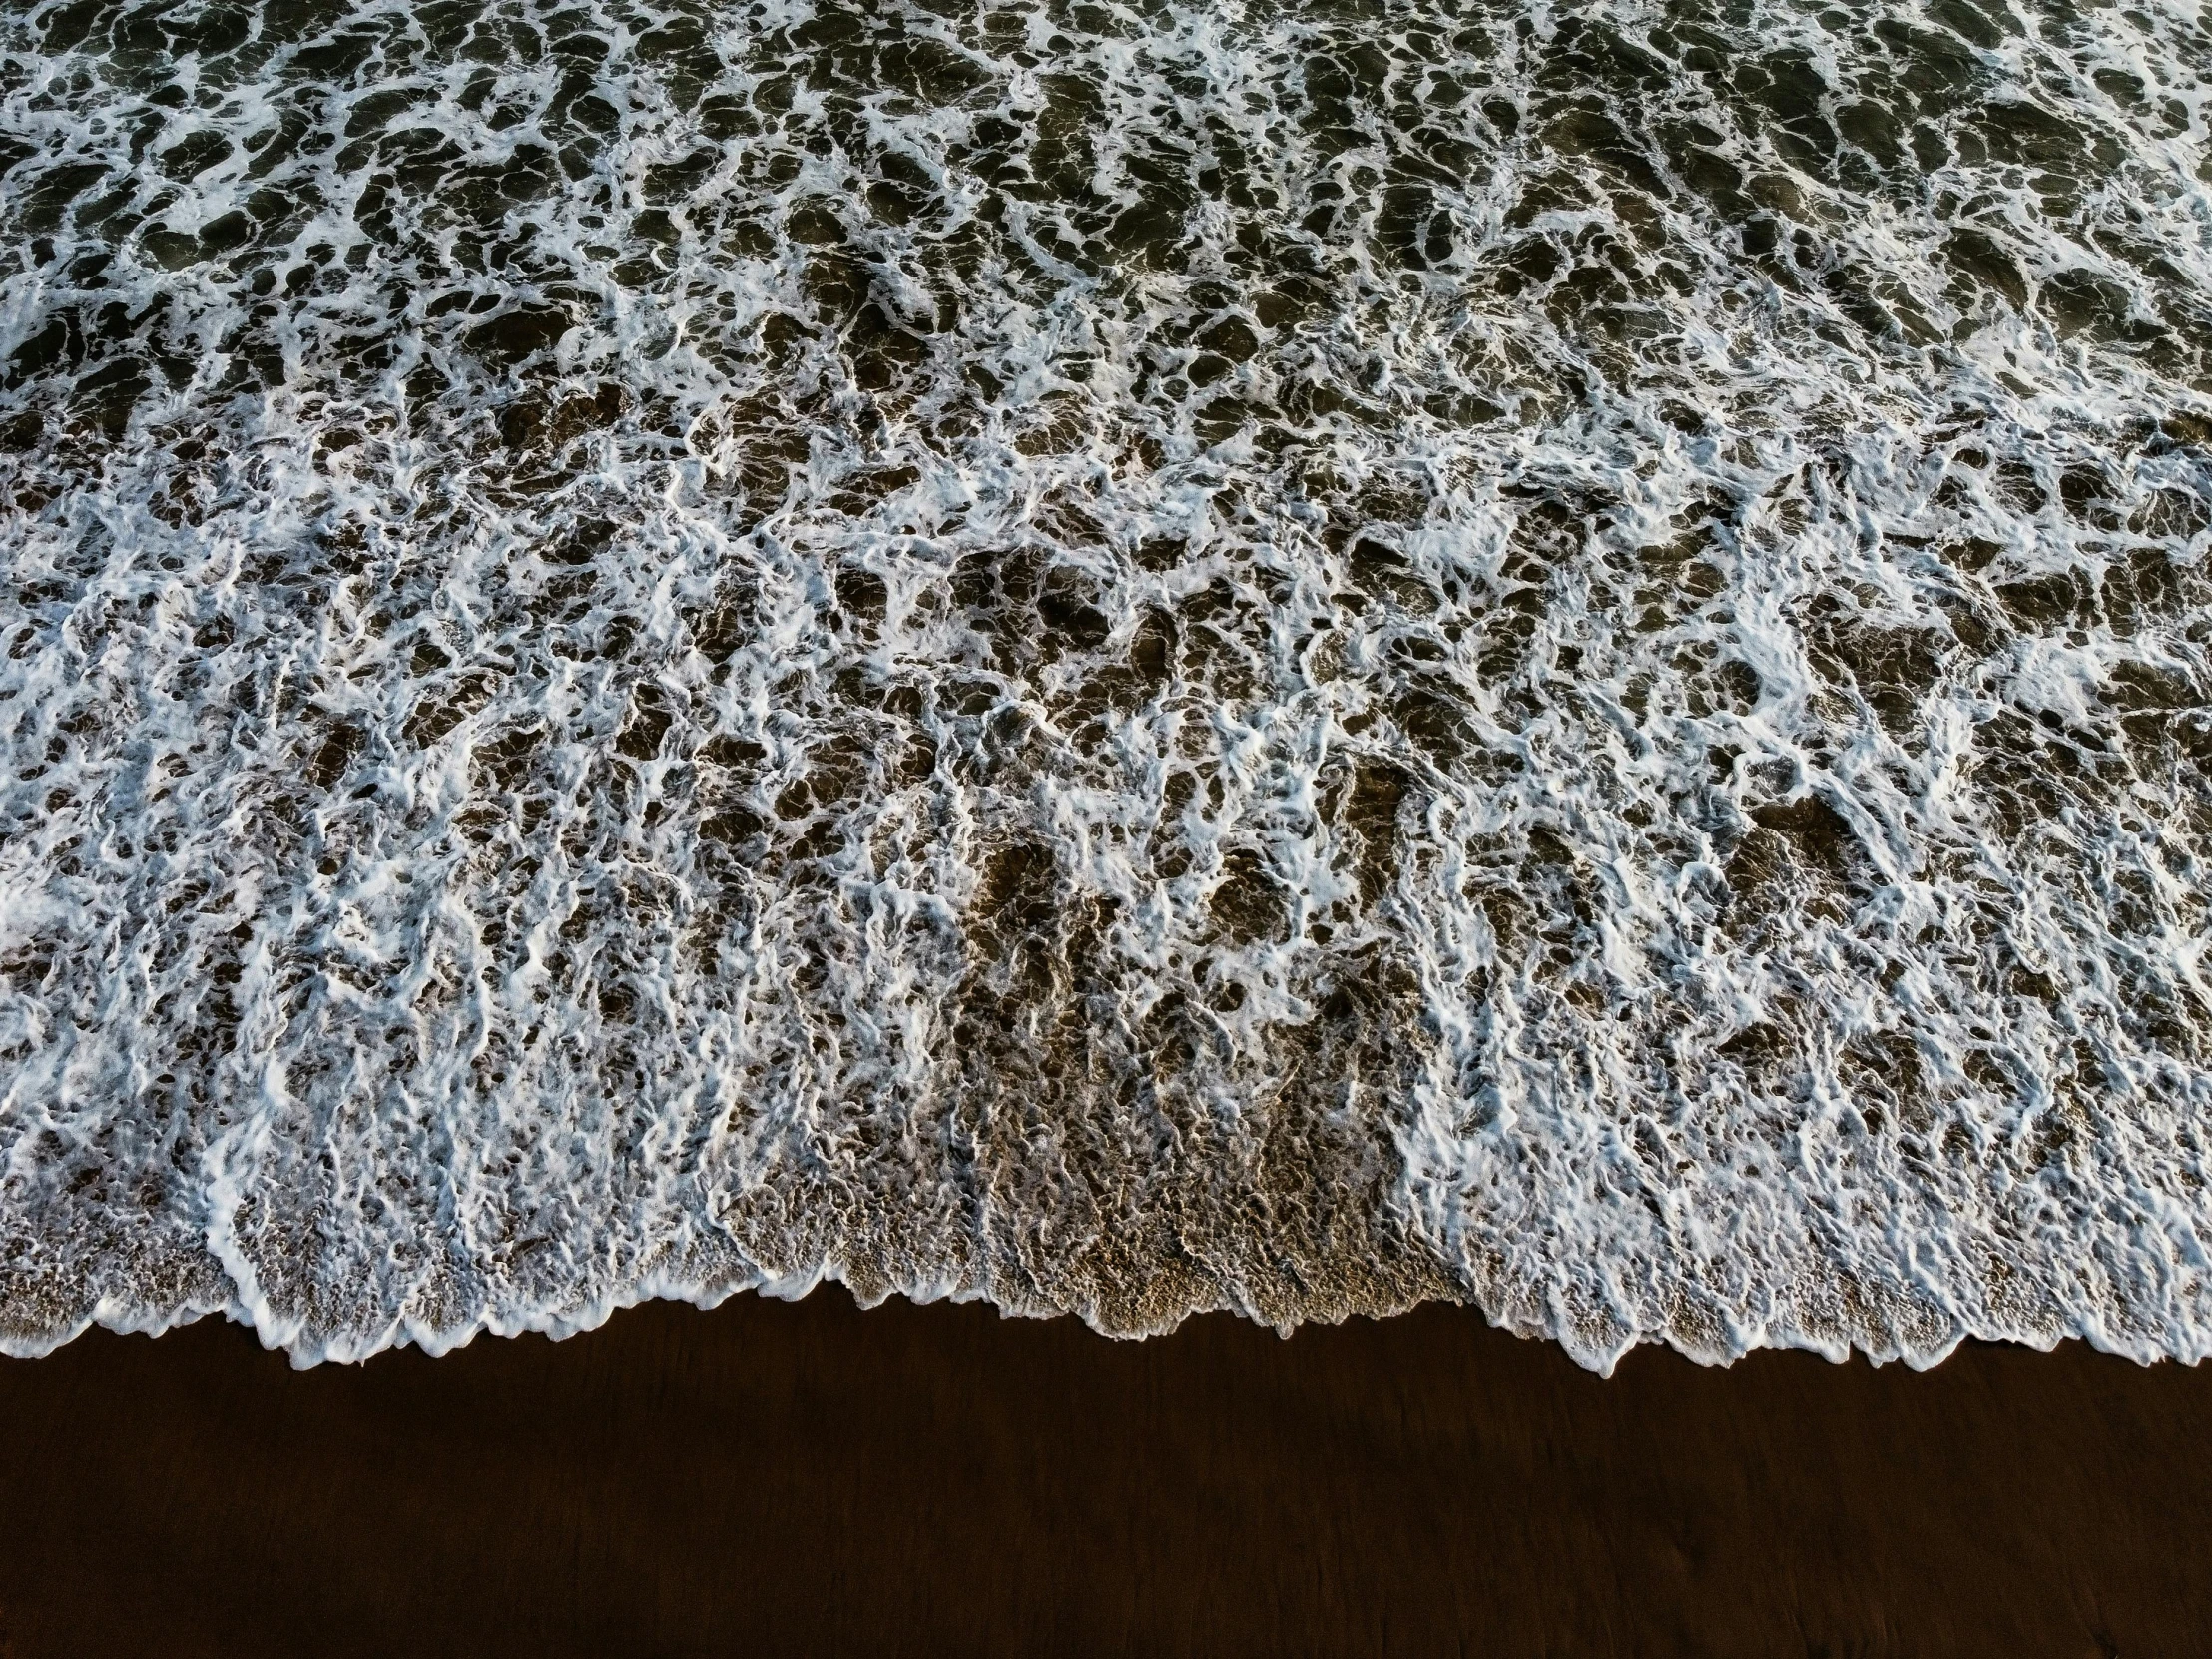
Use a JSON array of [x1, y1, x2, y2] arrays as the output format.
[[0, 1292, 2205, 1657]]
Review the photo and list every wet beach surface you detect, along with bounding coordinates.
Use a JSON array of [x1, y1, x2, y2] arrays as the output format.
[[6, 4, 2210, 1646], [0, 1291, 2206, 1656]]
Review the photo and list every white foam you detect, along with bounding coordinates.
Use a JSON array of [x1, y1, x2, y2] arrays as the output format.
[[2, 0, 2209, 1370]]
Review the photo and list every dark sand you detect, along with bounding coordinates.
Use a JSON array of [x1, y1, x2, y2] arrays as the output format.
[[0, 1292, 2205, 1657]]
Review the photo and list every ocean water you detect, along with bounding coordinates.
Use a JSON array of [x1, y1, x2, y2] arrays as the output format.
[[3, 0, 2209, 1370]]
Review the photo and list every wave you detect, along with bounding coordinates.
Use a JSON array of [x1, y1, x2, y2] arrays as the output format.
[[3, 0, 2211, 1368]]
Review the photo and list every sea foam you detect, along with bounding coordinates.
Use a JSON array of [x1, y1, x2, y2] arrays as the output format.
[[3, 0, 2210, 1368]]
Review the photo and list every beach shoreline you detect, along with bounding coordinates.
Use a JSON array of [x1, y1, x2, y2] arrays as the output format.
[[0, 1288, 2203, 1657]]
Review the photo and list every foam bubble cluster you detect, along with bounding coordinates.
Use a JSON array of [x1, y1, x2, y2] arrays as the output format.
[[4, 0, 2211, 1368]]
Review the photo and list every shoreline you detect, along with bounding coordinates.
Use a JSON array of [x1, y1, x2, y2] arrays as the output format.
[[2, 1288, 2205, 1656]]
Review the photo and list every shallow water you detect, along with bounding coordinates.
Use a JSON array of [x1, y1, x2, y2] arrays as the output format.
[[3, 0, 2210, 1368]]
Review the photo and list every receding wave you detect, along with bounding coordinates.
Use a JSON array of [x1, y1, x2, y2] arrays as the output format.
[[3, 0, 2210, 1368]]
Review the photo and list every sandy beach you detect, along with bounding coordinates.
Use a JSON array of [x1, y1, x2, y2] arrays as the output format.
[[6, 4, 2210, 1652], [0, 1294, 2205, 1656]]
